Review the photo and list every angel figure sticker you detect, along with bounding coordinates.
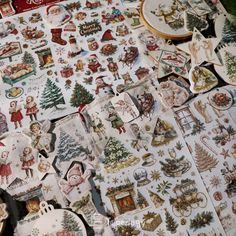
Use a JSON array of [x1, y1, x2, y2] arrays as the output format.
[[177, 28, 221, 66], [111, 92, 140, 122], [23, 120, 52, 158]]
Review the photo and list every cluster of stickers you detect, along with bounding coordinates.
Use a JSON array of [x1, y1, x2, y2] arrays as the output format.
[[0, 0, 153, 133], [0, 0, 235, 235]]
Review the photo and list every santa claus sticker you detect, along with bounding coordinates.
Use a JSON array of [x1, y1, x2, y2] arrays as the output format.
[[44, 4, 71, 27]]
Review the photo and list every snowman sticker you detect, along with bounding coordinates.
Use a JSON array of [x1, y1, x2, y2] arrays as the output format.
[[59, 162, 92, 202]]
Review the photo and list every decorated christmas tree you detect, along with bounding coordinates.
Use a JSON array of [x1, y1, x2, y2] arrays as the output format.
[[40, 79, 65, 110], [22, 51, 35, 64], [70, 83, 94, 108], [165, 209, 178, 233], [103, 137, 139, 173], [62, 210, 81, 232], [137, 190, 149, 209], [190, 211, 213, 231], [222, 18, 236, 43], [56, 129, 90, 162], [194, 143, 218, 172], [185, 11, 208, 32], [225, 51, 236, 76]]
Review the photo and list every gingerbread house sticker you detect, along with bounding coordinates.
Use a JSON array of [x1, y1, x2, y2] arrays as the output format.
[[106, 183, 137, 216]]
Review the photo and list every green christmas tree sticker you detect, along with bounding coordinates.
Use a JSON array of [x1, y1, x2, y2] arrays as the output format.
[[70, 83, 94, 108], [40, 78, 65, 110]]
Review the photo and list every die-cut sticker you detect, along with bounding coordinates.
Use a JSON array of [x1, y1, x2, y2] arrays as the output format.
[[0, 42, 22, 62], [214, 45, 236, 85], [44, 4, 71, 27], [102, 137, 140, 173], [189, 66, 218, 94], [208, 88, 233, 110], [184, 11, 209, 32], [151, 118, 177, 146], [31, 201, 87, 236], [177, 28, 221, 67], [158, 78, 190, 108], [111, 92, 139, 122]]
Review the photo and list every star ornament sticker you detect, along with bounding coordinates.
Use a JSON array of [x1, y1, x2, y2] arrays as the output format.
[[177, 28, 222, 67]]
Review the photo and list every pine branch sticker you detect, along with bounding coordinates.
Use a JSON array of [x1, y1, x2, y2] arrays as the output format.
[[190, 211, 213, 231], [194, 143, 218, 172]]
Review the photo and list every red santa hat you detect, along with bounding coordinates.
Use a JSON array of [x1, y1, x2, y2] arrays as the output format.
[[46, 4, 61, 15], [89, 54, 98, 59], [95, 75, 105, 81], [67, 164, 82, 179]]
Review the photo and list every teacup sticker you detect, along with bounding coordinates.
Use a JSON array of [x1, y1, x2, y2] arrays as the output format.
[[189, 66, 218, 94]]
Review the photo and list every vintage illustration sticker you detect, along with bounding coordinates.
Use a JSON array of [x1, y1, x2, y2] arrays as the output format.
[[31, 201, 87, 236], [215, 14, 236, 44], [110, 92, 140, 122], [208, 88, 233, 110], [214, 45, 236, 85], [141, 0, 192, 40], [177, 28, 221, 67], [184, 11, 209, 32], [157, 75, 191, 108], [189, 66, 218, 94], [44, 4, 71, 27]]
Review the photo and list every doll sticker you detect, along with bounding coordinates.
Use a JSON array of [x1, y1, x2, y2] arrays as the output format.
[[24, 96, 39, 121], [20, 147, 35, 179], [24, 120, 52, 157], [0, 151, 12, 185], [9, 100, 23, 129]]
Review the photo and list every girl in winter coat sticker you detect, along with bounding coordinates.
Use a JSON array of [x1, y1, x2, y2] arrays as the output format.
[[0, 151, 12, 185]]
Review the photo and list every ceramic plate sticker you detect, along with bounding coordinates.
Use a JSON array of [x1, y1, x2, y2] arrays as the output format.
[[208, 88, 233, 110], [32, 202, 87, 236], [141, 0, 192, 40]]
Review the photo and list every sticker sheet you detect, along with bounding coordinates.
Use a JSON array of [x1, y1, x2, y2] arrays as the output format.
[[0, 0, 236, 235], [0, 0, 152, 133], [173, 86, 236, 236]]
